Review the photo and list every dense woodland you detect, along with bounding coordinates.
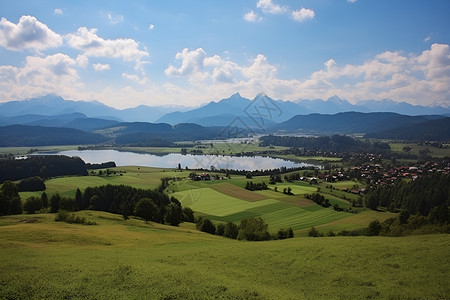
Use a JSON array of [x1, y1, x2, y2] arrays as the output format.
[[365, 173, 450, 219], [260, 135, 391, 155], [0, 156, 87, 183]]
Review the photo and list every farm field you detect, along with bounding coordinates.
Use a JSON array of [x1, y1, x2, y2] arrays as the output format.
[[15, 166, 389, 234], [171, 178, 382, 233], [0, 212, 448, 299]]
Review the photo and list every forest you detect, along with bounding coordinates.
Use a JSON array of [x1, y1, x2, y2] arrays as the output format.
[[0, 155, 87, 183], [259, 135, 391, 155]]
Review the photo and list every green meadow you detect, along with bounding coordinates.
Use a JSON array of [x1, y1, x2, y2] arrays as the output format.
[[17, 166, 396, 235], [0, 212, 448, 299]]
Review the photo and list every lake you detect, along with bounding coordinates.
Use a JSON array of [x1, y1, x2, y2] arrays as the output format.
[[38, 149, 318, 171]]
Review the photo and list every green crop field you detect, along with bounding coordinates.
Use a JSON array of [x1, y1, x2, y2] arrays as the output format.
[[0, 212, 448, 299], [15, 166, 386, 234]]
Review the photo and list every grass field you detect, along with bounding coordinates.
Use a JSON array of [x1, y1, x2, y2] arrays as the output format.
[[0, 212, 448, 299], [389, 142, 450, 158], [15, 166, 383, 234]]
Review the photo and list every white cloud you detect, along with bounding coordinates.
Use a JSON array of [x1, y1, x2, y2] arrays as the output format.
[[122, 72, 147, 85], [0, 53, 83, 100], [93, 63, 110, 72], [291, 8, 315, 22], [54, 8, 63, 15], [165, 48, 207, 77], [347, 0, 358, 3], [106, 12, 124, 25], [244, 10, 262, 22], [75, 54, 89, 68], [257, 0, 288, 14], [148, 24, 155, 30], [424, 35, 431, 42], [161, 44, 450, 107], [65, 27, 149, 64], [0, 16, 63, 51]]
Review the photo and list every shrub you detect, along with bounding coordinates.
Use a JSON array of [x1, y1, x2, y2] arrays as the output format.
[[307, 227, 323, 237], [54, 210, 96, 225], [224, 222, 239, 239]]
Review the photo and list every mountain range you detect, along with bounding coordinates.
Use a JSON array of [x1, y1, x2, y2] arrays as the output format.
[[0, 93, 449, 146], [1, 94, 449, 126]]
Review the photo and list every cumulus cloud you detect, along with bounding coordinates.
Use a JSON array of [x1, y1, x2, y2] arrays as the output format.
[[122, 72, 148, 85], [0, 53, 84, 100], [291, 8, 315, 22], [65, 27, 149, 64], [257, 0, 288, 14], [165, 48, 207, 77], [75, 54, 89, 68], [148, 24, 155, 30], [54, 8, 63, 15], [244, 10, 262, 22], [93, 63, 110, 71], [161, 44, 450, 107], [347, 0, 358, 2], [0, 15, 63, 51]]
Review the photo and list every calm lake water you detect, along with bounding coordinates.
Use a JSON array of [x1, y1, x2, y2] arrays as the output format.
[[40, 150, 317, 171]]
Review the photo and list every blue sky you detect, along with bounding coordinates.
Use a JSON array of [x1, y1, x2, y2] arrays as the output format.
[[0, 0, 449, 108]]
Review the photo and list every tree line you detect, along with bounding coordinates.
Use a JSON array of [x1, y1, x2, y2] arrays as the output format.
[[0, 155, 87, 183], [364, 173, 450, 217], [196, 216, 294, 241], [260, 135, 391, 156], [0, 180, 194, 227]]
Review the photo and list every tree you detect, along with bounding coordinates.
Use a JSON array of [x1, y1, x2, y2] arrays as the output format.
[[216, 223, 225, 236], [18, 176, 46, 192], [399, 209, 410, 224], [197, 218, 216, 234], [365, 193, 379, 210], [0, 181, 21, 215], [164, 202, 182, 226], [9, 197, 23, 215], [308, 227, 322, 237], [237, 217, 270, 241], [24, 196, 43, 214], [50, 194, 61, 213], [41, 192, 48, 208], [178, 163, 181, 170], [366, 220, 382, 236], [75, 188, 83, 211], [181, 207, 195, 222], [134, 198, 160, 223], [224, 222, 239, 239]]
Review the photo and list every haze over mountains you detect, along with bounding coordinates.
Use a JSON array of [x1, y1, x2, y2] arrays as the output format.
[[1, 94, 449, 126], [0, 93, 449, 146]]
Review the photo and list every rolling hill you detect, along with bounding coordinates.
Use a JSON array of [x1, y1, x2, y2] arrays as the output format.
[[365, 117, 450, 141], [0, 125, 109, 146], [271, 112, 445, 135]]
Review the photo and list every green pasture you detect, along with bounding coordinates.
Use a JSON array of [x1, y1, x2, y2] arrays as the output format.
[[19, 166, 188, 199], [175, 187, 279, 217], [0, 212, 448, 299], [389, 142, 450, 158]]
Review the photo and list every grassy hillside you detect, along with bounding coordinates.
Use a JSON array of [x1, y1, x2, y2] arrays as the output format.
[[0, 212, 448, 299]]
